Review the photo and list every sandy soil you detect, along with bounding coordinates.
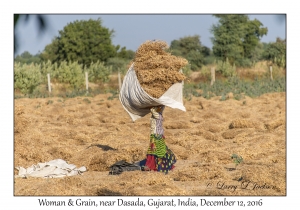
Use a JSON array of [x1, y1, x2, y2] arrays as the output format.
[[14, 91, 286, 196]]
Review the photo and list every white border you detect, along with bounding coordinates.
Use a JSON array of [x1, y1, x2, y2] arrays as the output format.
[[2, 1, 295, 209]]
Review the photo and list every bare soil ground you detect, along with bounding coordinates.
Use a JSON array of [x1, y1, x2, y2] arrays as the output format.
[[14, 91, 286, 196]]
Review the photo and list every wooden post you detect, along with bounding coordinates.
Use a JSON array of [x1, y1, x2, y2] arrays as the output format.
[[270, 66, 273, 80], [47, 73, 51, 93], [211, 67, 215, 86], [85, 72, 89, 91], [118, 70, 122, 91]]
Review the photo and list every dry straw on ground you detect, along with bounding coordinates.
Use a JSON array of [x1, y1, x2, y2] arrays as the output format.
[[133, 40, 188, 98], [14, 91, 286, 196]]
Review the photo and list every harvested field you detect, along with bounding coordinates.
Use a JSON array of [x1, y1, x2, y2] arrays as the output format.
[[14, 92, 286, 196]]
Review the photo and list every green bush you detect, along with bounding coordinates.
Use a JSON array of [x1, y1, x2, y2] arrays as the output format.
[[216, 58, 237, 77], [203, 55, 216, 65], [262, 38, 286, 68], [106, 57, 130, 75], [56, 61, 84, 90], [182, 63, 192, 77], [14, 59, 117, 98], [14, 62, 42, 94], [200, 65, 211, 81], [14, 51, 41, 64], [87, 61, 112, 83], [236, 58, 253, 68], [40, 60, 59, 83], [274, 56, 286, 68]]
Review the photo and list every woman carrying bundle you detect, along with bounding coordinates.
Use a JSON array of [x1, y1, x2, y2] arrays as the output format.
[[119, 40, 188, 174]]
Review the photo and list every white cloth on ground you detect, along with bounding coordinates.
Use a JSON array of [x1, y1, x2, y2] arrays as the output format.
[[119, 64, 186, 121], [15, 159, 87, 178]]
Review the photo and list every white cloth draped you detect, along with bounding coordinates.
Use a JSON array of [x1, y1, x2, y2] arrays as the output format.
[[119, 64, 186, 121]]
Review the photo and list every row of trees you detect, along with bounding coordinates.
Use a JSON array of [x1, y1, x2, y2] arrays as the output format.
[[15, 15, 286, 73], [211, 15, 286, 68]]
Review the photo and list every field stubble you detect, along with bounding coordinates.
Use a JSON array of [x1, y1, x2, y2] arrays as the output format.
[[14, 91, 286, 196]]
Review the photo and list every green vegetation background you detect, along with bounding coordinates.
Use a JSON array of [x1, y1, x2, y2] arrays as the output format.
[[14, 15, 286, 100]]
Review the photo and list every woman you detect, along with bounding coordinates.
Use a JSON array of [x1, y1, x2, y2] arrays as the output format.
[[143, 105, 176, 173]]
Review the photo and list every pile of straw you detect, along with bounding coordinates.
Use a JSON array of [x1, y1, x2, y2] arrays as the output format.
[[133, 40, 188, 98]]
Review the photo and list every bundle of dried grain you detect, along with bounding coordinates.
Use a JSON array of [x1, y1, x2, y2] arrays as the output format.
[[133, 40, 188, 98]]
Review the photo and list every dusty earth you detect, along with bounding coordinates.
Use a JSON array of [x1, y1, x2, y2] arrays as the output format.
[[14, 91, 286, 196]]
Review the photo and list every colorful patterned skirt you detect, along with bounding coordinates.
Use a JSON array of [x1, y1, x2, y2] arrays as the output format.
[[144, 134, 176, 173]]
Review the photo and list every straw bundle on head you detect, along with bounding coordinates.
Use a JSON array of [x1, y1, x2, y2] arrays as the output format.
[[133, 40, 188, 98]]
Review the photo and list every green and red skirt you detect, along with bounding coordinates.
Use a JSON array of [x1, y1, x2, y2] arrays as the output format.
[[144, 134, 176, 173]]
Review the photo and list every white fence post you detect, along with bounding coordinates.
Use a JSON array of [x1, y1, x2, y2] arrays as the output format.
[[211, 67, 215, 86], [47, 73, 51, 93], [85, 72, 89, 91], [270, 66, 273, 80]]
